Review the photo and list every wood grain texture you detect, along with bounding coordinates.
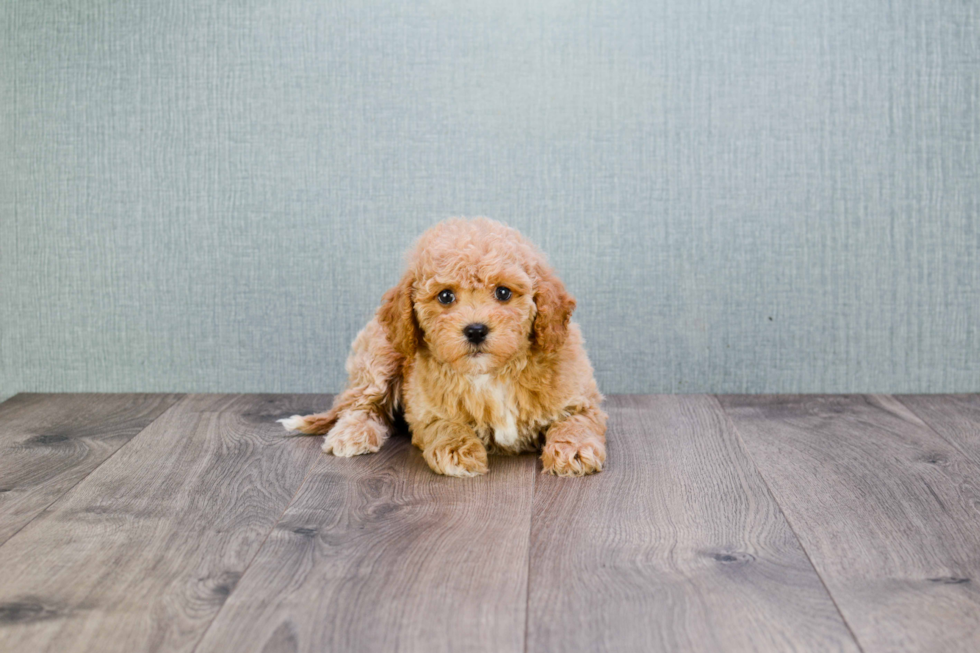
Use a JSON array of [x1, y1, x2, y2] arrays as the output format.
[[0, 394, 328, 653], [527, 395, 858, 653], [3, 393, 979, 652], [196, 433, 537, 653], [896, 395, 980, 464], [719, 394, 980, 653], [0, 393, 182, 545]]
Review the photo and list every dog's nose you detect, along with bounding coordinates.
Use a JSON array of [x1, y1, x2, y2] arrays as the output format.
[[463, 323, 489, 344]]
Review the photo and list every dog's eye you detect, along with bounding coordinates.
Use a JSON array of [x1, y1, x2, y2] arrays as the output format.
[[437, 289, 455, 305], [494, 286, 512, 301]]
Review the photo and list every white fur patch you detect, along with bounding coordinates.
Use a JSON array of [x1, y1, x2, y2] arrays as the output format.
[[491, 381, 520, 448], [468, 374, 520, 449], [277, 415, 306, 432], [470, 374, 491, 390]]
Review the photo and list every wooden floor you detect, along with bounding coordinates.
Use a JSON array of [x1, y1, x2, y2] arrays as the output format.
[[0, 394, 978, 652]]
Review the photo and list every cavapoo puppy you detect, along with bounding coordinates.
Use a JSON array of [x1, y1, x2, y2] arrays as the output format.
[[279, 218, 607, 477]]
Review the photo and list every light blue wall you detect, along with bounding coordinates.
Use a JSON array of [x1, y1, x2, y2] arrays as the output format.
[[1, 1, 977, 396]]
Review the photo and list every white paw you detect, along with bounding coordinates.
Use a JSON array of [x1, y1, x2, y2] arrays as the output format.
[[277, 415, 306, 432], [322, 412, 387, 457]]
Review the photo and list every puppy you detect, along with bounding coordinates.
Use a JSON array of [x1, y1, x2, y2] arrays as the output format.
[[280, 218, 607, 477]]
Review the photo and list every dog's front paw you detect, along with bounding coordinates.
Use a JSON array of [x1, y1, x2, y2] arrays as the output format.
[[541, 438, 605, 477], [322, 412, 387, 457], [423, 438, 489, 477]]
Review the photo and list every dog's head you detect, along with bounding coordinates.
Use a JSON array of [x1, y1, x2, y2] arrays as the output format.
[[378, 218, 576, 374]]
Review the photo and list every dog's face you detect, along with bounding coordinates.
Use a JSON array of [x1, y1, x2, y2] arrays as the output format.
[[414, 267, 535, 374], [378, 219, 576, 373]]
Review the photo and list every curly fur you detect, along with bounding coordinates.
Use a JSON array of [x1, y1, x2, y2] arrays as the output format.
[[279, 218, 607, 477]]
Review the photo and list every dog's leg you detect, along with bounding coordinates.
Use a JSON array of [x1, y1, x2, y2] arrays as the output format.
[[413, 420, 489, 477], [279, 318, 400, 457], [541, 405, 607, 476], [319, 408, 390, 457]]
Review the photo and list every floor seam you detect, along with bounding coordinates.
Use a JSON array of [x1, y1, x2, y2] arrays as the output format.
[[0, 393, 186, 551], [710, 394, 868, 653], [189, 399, 326, 653], [892, 394, 980, 468], [522, 456, 537, 653]]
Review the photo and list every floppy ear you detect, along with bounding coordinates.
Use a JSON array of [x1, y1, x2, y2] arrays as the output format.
[[531, 266, 576, 354], [377, 272, 421, 359]]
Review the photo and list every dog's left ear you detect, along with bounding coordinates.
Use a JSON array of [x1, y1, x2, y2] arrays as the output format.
[[531, 265, 576, 354], [377, 271, 421, 359]]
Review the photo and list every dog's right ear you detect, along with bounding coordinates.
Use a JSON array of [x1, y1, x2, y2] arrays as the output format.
[[377, 271, 421, 359], [531, 264, 576, 355]]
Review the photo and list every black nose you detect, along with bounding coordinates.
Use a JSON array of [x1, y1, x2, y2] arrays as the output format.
[[463, 323, 489, 344]]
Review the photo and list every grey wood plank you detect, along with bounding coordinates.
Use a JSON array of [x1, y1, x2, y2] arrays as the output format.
[[195, 432, 536, 653], [719, 394, 980, 653], [896, 395, 980, 465], [0, 393, 182, 545], [527, 395, 859, 653], [0, 394, 328, 653]]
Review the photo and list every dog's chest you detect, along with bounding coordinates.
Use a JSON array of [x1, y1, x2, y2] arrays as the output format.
[[467, 374, 523, 450]]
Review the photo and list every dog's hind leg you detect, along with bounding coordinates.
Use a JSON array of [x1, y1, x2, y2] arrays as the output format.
[[278, 319, 402, 457]]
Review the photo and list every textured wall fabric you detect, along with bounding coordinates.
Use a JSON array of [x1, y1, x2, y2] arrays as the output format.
[[1, 1, 978, 396]]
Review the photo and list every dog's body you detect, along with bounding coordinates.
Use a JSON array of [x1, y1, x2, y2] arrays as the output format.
[[280, 218, 607, 477]]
